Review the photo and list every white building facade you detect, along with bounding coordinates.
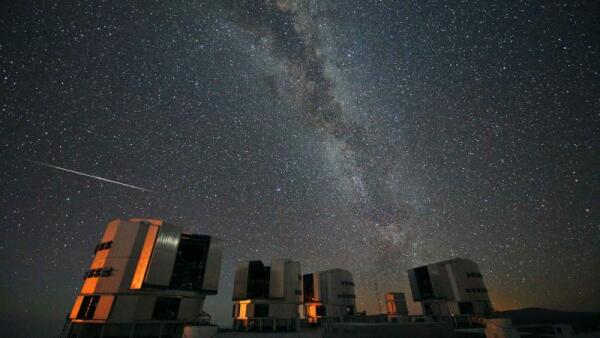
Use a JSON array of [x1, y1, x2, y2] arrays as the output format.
[[407, 258, 492, 318], [301, 268, 356, 324], [232, 259, 302, 331]]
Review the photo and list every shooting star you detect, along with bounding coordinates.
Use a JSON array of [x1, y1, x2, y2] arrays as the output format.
[[26, 159, 153, 192]]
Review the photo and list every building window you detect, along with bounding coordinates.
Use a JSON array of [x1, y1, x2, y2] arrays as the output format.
[[152, 297, 181, 320], [94, 241, 112, 253], [83, 267, 113, 279], [465, 288, 488, 293], [100, 268, 113, 277], [254, 304, 269, 318], [76, 295, 100, 320]]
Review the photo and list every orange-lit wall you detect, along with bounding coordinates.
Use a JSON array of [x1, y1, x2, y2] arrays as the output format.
[[130, 224, 159, 289], [237, 300, 251, 320]]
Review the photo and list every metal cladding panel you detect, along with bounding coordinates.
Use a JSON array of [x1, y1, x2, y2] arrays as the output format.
[[449, 258, 490, 302], [108, 220, 143, 260], [93, 295, 115, 320], [97, 221, 144, 293], [269, 303, 300, 319], [108, 295, 138, 322], [81, 276, 100, 294], [429, 263, 453, 300], [202, 237, 224, 293], [133, 295, 158, 321], [283, 260, 301, 302], [233, 262, 249, 300], [69, 296, 84, 319], [145, 223, 182, 286], [101, 219, 120, 243], [313, 273, 320, 301], [321, 270, 333, 304], [178, 297, 202, 320], [407, 268, 422, 301], [130, 224, 159, 289], [329, 269, 355, 307], [134, 296, 156, 320], [446, 262, 461, 301], [246, 303, 255, 318], [269, 259, 285, 298], [319, 270, 330, 303]]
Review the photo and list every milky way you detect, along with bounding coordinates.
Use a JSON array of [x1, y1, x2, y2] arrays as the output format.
[[222, 0, 414, 237], [1, 1, 599, 336]]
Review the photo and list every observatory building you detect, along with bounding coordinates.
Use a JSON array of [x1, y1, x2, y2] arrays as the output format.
[[61, 218, 224, 338], [385, 292, 409, 320], [232, 259, 301, 331], [301, 268, 356, 325], [407, 258, 492, 318]]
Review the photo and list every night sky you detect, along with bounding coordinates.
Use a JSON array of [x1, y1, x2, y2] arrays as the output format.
[[1, 1, 599, 336]]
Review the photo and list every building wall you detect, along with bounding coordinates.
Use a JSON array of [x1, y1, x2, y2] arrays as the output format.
[[66, 218, 223, 332], [233, 261, 250, 300], [144, 223, 182, 286], [386, 293, 408, 316], [428, 262, 455, 301], [407, 258, 492, 316], [301, 268, 356, 322], [232, 259, 301, 323], [447, 259, 489, 303], [319, 269, 355, 308], [270, 259, 301, 302], [202, 238, 224, 293], [80, 220, 146, 295]]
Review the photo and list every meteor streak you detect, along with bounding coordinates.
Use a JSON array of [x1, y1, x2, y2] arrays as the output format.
[[26, 159, 153, 192]]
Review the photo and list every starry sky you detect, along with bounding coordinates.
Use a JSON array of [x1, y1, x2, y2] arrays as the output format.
[[1, 0, 599, 336]]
